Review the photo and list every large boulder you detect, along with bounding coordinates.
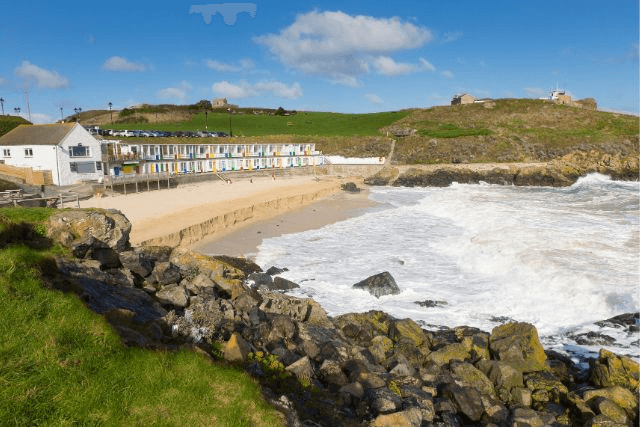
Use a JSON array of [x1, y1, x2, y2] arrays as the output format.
[[119, 246, 172, 278], [590, 348, 639, 391], [489, 322, 546, 372], [259, 291, 331, 327], [47, 209, 131, 252], [352, 272, 400, 298], [156, 284, 189, 308], [583, 386, 638, 419]]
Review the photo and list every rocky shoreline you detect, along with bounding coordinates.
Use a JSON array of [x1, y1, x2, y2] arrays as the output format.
[[364, 152, 639, 187], [42, 209, 639, 426]]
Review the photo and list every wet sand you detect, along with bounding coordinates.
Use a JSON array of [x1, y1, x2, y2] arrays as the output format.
[[191, 189, 377, 258]]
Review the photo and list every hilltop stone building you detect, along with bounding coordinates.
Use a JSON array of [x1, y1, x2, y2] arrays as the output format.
[[451, 93, 477, 105], [548, 90, 597, 110], [211, 98, 239, 109]]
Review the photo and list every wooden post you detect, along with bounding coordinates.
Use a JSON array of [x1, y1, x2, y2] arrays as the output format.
[[124, 183, 127, 195], [59, 195, 63, 208]]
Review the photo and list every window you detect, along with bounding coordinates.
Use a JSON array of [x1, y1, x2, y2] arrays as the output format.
[[69, 145, 90, 157], [25, 148, 33, 157], [96, 162, 102, 171], [2, 149, 10, 157], [70, 162, 96, 173]]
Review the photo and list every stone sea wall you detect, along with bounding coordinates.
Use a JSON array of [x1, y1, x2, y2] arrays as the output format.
[[42, 209, 640, 427]]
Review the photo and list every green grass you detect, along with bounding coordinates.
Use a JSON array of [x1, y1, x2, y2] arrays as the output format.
[[0, 208, 283, 426], [0, 115, 31, 138], [418, 122, 493, 138], [108, 110, 411, 137]]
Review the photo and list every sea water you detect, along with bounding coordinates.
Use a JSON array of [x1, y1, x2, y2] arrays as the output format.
[[253, 174, 640, 362]]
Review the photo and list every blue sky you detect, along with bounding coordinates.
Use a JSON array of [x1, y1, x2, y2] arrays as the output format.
[[0, 0, 638, 123]]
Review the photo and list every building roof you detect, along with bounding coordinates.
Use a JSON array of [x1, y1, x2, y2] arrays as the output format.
[[0, 123, 79, 146]]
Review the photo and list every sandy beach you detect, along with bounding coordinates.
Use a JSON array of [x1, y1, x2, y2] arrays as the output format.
[[191, 189, 378, 258], [79, 174, 357, 247]]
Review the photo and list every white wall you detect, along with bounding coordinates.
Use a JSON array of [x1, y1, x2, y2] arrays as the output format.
[[56, 125, 104, 185]]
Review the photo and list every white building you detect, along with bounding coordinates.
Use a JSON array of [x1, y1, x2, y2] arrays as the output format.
[[0, 123, 104, 186]]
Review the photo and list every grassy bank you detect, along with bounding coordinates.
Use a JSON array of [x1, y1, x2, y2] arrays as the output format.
[[104, 110, 411, 137], [0, 208, 283, 426]]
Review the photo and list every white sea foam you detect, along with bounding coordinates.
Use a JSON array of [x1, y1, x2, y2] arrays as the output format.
[[254, 174, 640, 361]]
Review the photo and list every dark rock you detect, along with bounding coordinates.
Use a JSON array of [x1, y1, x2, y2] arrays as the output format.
[[341, 182, 361, 193], [595, 312, 640, 333], [247, 272, 273, 288], [352, 272, 400, 298], [319, 359, 349, 386], [119, 246, 172, 278], [55, 258, 167, 325], [270, 276, 300, 291], [571, 331, 616, 346], [150, 262, 182, 286], [265, 266, 288, 276], [86, 247, 122, 270], [210, 255, 262, 275], [441, 384, 484, 422], [366, 387, 403, 414], [71, 235, 107, 259], [414, 299, 448, 308]]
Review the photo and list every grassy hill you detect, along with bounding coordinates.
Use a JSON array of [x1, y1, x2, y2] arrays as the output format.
[[387, 99, 639, 164], [102, 109, 411, 137], [0, 207, 284, 426], [78, 99, 639, 164], [0, 115, 31, 138]]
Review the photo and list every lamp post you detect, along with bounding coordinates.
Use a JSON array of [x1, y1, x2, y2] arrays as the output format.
[[60, 107, 63, 122], [227, 108, 232, 137], [14, 107, 20, 116], [0, 98, 4, 115], [108, 102, 113, 125], [205, 110, 208, 130], [74, 107, 82, 123]]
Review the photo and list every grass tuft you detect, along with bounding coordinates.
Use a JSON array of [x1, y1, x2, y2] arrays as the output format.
[[0, 208, 284, 426]]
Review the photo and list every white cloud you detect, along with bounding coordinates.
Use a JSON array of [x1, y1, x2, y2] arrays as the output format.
[[372, 56, 417, 76], [29, 113, 53, 124], [157, 81, 193, 102], [0, 77, 6, 86], [212, 80, 257, 98], [254, 81, 303, 99], [254, 10, 432, 85], [524, 87, 548, 97], [418, 58, 436, 72], [441, 70, 454, 79], [365, 93, 383, 105], [205, 58, 255, 73], [102, 56, 146, 72], [212, 80, 303, 99], [14, 61, 69, 88]]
